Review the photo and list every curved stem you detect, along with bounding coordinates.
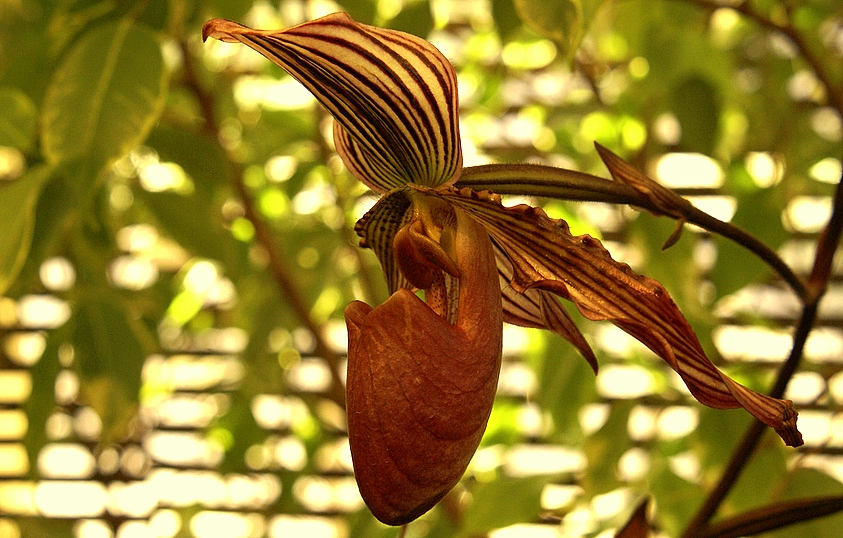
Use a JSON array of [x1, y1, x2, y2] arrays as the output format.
[[458, 163, 652, 205], [457, 162, 809, 301]]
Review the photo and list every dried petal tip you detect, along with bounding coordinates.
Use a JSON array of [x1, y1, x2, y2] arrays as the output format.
[[202, 19, 244, 43], [776, 406, 803, 447]]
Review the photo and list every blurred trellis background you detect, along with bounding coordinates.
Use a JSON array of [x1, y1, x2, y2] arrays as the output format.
[[1, 0, 843, 537]]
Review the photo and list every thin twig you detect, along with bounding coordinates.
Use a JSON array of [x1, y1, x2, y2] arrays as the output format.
[[179, 40, 346, 407], [685, 0, 842, 113]]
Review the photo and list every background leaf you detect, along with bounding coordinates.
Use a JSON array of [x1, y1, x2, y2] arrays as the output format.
[[459, 475, 550, 536], [0, 166, 52, 295], [670, 75, 722, 155], [72, 297, 153, 442], [41, 19, 166, 174], [0, 86, 37, 149], [514, 0, 583, 55]]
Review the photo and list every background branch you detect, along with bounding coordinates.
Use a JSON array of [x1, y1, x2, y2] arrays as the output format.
[[179, 40, 347, 407]]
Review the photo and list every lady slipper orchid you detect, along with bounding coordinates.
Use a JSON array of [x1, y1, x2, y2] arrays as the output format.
[[346, 194, 502, 524], [203, 12, 803, 525]]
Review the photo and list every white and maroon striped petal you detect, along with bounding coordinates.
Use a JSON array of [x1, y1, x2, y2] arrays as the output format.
[[434, 185, 802, 447], [203, 13, 462, 192]]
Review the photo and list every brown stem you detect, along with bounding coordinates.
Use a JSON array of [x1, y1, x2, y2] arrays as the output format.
[[179, 40, 346, 407], [683, 157, 843, 536], [677, 0, 843, 531]]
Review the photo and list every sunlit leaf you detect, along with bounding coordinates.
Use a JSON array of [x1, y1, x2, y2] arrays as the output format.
[[41, 19, 166, 173], [460, 475, 550, 535], [0, 166, 52, 295], [0, 87, 37, 149]]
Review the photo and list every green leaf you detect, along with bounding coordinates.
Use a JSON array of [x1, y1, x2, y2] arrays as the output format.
[[723, 434, 787, 514], [627, 213, 716, 356], [137, 190, 247, 274], [492, 0, 522, 41], [532, 331, 597, 444], [387, 0, 434, 38], [0, 166, 53, 295], [146, 126, 234, 193], [72, 297, 151, 442], [514, 0, 583, 56], [24, 327, 67, 476], [459, 475, 550, 536], [692, 406, 752, 474], [0, 87, 37, 149], [16, 518, 75, 538], [765, 469, 843, 538], [670, 76, 721, 155], [648, 458, 704, 537], [582, 401, 634, 495], [207, 0, 254, 21], [7, 173, 79, 296], [710, 185, 790, 299], [41, 19, 166, 173]]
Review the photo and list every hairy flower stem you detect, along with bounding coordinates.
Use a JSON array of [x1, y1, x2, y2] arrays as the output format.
[[457, 163, 808, 300]]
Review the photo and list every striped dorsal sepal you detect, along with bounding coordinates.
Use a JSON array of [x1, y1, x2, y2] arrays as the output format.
[[203, 13, 462, 192]]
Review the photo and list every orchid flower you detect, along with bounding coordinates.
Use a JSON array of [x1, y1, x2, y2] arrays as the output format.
[[202, 12, 802, 525]]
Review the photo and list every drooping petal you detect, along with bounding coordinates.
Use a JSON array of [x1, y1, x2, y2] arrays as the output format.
[[496, 247, 599, 373], [202, 13, 462, 191], [433, 185, 803, 447], [345, 198, 502, 525]]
